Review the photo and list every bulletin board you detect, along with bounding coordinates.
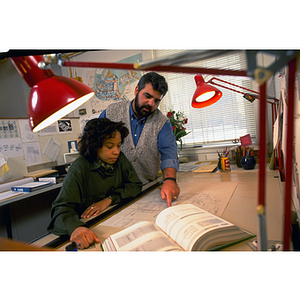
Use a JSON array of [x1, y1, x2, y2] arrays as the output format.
[[0, 118, 83, 181], [0, 51, 148, 182]]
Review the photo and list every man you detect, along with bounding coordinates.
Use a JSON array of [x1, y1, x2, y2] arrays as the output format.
[[99, 71, 180, 206]]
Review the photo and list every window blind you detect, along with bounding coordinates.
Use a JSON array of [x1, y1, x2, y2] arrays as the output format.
[[152, 50, 257, 146]]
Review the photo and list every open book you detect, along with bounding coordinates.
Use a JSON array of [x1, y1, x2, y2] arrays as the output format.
[[102, 204, 255, 251]]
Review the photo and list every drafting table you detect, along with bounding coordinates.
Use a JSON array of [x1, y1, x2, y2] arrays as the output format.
[[50, 165, 284, 251]]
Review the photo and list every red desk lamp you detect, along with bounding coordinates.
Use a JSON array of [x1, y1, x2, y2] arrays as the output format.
[[191, 75, 222, 108], [10, 55, 94, 132]]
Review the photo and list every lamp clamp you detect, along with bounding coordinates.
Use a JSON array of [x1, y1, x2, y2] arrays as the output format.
[[245, 50, 298, 84], [38, 54, 64, 69]]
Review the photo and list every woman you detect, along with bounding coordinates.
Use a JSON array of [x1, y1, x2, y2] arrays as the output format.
[[48, 118, 143, 249]]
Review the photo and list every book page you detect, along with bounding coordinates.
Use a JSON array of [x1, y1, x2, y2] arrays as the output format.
[[101, 189, 166, 228], [102, 221, 183, 251], [155, 204, 233, 251]]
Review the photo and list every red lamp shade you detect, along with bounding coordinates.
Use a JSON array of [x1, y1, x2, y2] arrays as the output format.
[[192, 75, 222, 108], [10, 56, 94, 132]]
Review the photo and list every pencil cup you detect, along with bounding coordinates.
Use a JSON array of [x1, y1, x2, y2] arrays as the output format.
[[241, 156, 256, 170], [218, 157, 231, 172]]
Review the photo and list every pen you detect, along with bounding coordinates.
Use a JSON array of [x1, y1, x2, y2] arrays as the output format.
[[94, 242, 104, 251]]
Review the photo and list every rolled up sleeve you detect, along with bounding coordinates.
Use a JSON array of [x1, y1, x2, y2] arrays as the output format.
[[158, 121, 179, 171]]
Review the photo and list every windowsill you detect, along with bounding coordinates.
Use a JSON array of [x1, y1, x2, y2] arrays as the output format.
[[179, 142, 258, 150], [178, 143, 259, 162]]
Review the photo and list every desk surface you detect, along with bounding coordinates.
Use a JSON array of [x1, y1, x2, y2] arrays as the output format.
[[52, 165, 283, 251]]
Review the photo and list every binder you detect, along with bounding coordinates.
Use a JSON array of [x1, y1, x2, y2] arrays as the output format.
[[11, 181, 53, 192]]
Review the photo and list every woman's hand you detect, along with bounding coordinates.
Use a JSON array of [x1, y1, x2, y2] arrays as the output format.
[[81, 197, 112, 219], [70, 227, 100, 250]]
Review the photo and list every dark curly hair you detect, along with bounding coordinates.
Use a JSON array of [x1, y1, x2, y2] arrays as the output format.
[[137, 72, 168, 98], [78, 118, 129, 162]]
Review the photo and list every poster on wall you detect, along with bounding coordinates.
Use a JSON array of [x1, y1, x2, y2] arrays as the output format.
[[57, 119, 73, 133], [23, 141, 43, 166], [0, 138, 23, 158], [93, 53, 143, 102], [43, 137, 62, 161], [79, 115, 96, 134], [0, 120, 20, 139], [38, 122, 58, 136], [80, 53, 144, 116], [18, 119, 39, 142], [0, 120, 23, 157]]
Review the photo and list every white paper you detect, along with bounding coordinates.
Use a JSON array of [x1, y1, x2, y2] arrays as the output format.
[[101, 181, 237, 228], [0, 190, 24, 202], [18, 119, 39, 142], [37, 123, 58, 136], [273, 116, 279, 149], [0, 177, 34, 193], [79, 115, 96, 134], [43, 137, 62, 161], [23, 142, 43, 166], [0, 138, 24, 158]]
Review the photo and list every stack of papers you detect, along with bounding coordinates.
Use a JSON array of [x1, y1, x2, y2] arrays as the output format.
[[178, 161, 218, 173], [193, 161, 218, 173], [0, 190, 24, 202]]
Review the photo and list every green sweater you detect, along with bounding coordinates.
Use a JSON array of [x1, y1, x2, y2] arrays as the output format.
[[47, 152, 143, 237]]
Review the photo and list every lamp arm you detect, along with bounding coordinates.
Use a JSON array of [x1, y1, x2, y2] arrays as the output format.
[[208, 77, 279, 104], [38, 54, 248, 77]]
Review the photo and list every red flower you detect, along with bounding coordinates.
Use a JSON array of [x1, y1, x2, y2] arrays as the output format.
[[167, 112, 173, 117], [172, 126, 176, 131], [185, 118, 188, 124]]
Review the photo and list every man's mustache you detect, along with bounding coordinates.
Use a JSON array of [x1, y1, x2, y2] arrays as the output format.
[[141, 104, 152, 111]]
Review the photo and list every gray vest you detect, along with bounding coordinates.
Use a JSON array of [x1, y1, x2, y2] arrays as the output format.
[[106, 100, 167, 184]]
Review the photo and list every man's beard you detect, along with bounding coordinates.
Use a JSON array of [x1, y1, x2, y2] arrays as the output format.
[[133, 92, 154, 119]]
